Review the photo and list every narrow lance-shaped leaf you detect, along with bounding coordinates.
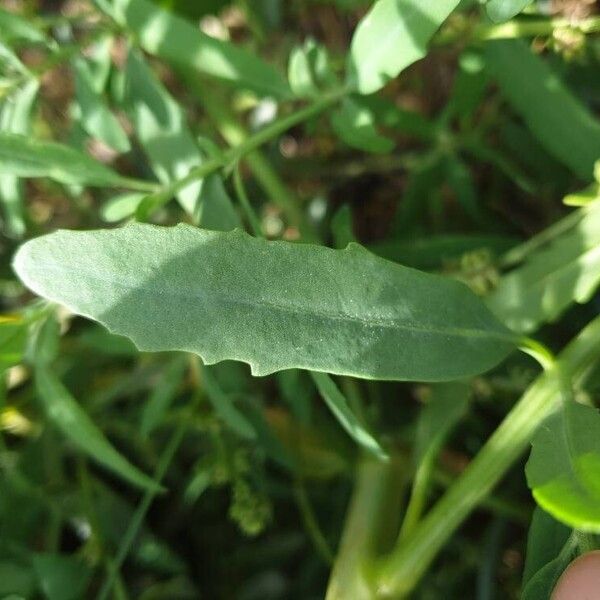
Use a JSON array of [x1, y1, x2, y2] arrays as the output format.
[[0, 132, 152, 189], [198, 360, 256, 440], [485, 40, 600, 179], [0, 78, 38, 237], [35, 365, 160, 492], [347, 0, 461, 94], [526, 401, 600, 532], [73, 55, 130, 154], [104, 0, 291, 98], [311, 372, 388, 460], [14, 223, 517, 382]]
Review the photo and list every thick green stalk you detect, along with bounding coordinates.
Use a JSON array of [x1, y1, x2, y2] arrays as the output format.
[[326, 456, 407, 600], [375, 315, 600, 598]]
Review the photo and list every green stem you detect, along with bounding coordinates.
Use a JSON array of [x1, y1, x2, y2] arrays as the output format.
[[233, 164, 263, 237], [498, 206, 586, 269], [397, 450, 435, 543], [294, 478, 334, 565], [326, 456, 407, 600], [375, 315, 600, 598]]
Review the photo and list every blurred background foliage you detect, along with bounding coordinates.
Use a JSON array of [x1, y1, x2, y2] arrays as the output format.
[[1, 0, 600, 598]]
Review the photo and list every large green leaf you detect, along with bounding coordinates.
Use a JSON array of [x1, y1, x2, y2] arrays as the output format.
[[0, 132, 145, 188], [104, 0, 290, 98], [487, 203, 600, 333], [347, 0, 461, 94], [485, 40, 600, 179], [526, 402, 600, 532], [14, 223, 516, 381]]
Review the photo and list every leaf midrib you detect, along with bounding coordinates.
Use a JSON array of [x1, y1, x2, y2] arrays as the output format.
[[26, 260, 514, 344]]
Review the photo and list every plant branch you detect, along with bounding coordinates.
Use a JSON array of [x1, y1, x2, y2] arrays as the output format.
[[375, 315, 600, 598]]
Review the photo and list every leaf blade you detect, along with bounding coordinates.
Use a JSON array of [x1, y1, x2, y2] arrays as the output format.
[[35, 365, 161, 492], [347, 0, 461, 94], [14, 223, 516, 382]]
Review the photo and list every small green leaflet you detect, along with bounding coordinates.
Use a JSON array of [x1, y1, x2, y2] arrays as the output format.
[[347, 0, 461, 94], [0, 132, 149, 189], [287, 38, 338, 99], [311, 372, 388, 460], [526, 402, 600, 532], [486, 0, 532, 23], [330, 97, 395, 154], [73, 55, 130, 154], [488, 203, 600, 333], [104, 0, 291, 98], [0, 8, 49, 45], [14, 223, 517, 382], [485, 40, 600, 180], [0, 318, 27, 373], [35, 365, 160, 492], [521, 507, 572, 600]]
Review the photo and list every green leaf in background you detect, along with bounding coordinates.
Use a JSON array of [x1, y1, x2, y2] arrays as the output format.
[[487, 203, 600, 333], [485, 0, 532, 23], [311, 372, 388, 460], [104, 0, 291, 98], [369, 234, 516, 270], [35, 365, 160, 492], [139, 354, 188, 436], [0, 132, 150, 189], [330, 97, 395, 154], [399, 381, 470, 539], [123, 51, 240, 228], [522, 507, 571, 589], [288, 38, 337, 99], [0, 8, 49, 45], [198, 360, 256, 440], [0, 317, 27, 373], [347, 0, 461, 94], [485, 40, 600, 180], [0, 561, 36, 597], [526, 402, 600, 532], [0, 78, 39, 237], [73, 56, 131, 154], [100, 191, 146, 222], [521, 509, 577, 600], [414, 382, 470, 466], [14, 223, 517, 381], [31, 553, 91, 600]]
